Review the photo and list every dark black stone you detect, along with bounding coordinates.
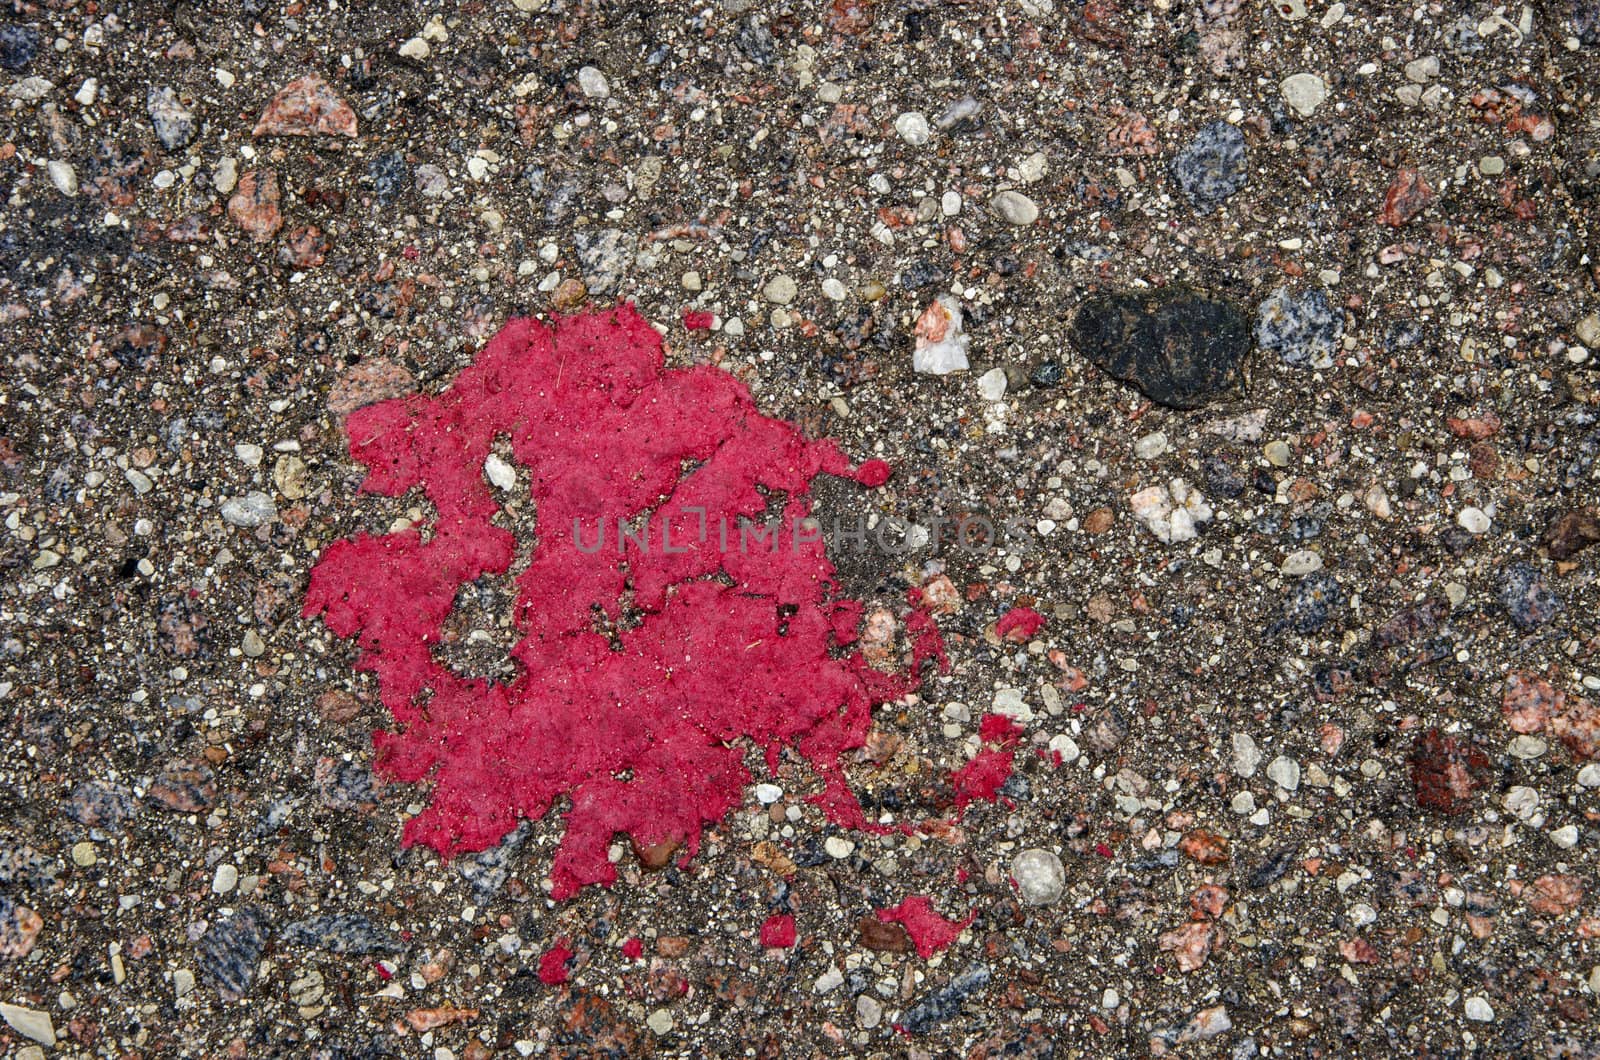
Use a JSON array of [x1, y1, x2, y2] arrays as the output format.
[[0, 26, 38, 72], [1203, 456, 1245, 498], [1247, 847, 1296, 888], [1030, 360, 1064, 387], [1070, 288, 1251, 409]]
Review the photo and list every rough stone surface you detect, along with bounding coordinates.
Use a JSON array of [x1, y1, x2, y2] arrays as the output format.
[[1010, 848, 1065, 906], [1070, 289, 1251, 408], [1173, 121, 1248, 210]]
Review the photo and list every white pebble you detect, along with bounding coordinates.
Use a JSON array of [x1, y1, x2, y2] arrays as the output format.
[[977, 367, 1008, 402], [824, 836, 855, 859], [484, 454, 517, 491], [1267, 756, 1301, 792], [47, 160, 77, 197], [1010, 848, 1065, 906], [894, 111, 931, 146], [1232, 733, 1261, 778], [1457, 506, 1490, 534], [1281, 72, 1329, 116], [578, 66, 610, 99], [1463, 996, 1494, 1022], [990, 189, 1039, 226], [1281, 550, 1323, 576], [1133, 431, 1169, 460]]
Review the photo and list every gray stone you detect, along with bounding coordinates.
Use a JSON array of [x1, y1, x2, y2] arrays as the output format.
[[1011, 848, 1065, 906], [1256, 286, 1344, 368], [147, 86, 196, 151], [1173, 121, 1248, 211], [220, 492, 277, 528], [990, 190, 1039, 226]]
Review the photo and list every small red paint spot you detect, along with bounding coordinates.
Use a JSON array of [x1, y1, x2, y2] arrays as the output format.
[[875, 896, 975, 959], [401, 244, 419, 260], [950, 712, 1023, 810], [995, 606, 1045, 642], [682, 309, 714, 330], [620, 937, 643, 960], [373, 961, 392, 980], [303, 307, 941, 899], [759, 913, 797, 949], [538, 940, 573, 985], [854, 459, 892, 488], [1095, 842, 1114, 858]]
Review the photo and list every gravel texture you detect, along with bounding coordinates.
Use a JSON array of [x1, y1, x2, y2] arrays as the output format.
[[3, 0, 1600, 1057]]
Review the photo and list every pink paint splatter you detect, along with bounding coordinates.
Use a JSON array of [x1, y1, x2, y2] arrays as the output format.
[[950, 713, 1023, 810], [538, 940, 573, 985], [682, 309, 714, 330], [620, 937, 643, 961], [304, 307, 943, 898], [759, 914, 797, 949], [875, 896, 974, 959], [995, 605, 1045, 642]]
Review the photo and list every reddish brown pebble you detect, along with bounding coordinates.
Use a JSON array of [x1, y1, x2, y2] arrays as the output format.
[[227, 169, 283, 243], [1083, 508, 1115, 534], [1545, 508, 1600, 560], [633, 837, 680, 870], [315, 689, 362, 724], [1409, 729, 1486, 815], [253, 74, 358, 139], [1179, 828, 1230, 865], [327, 359, 417, 418], [278, 225, 328, 269], [1379, 167, 1435, 227], [549, 277, 587, 311], [1526, 874, 1585, 916], [858, 916, 913, 953], [404, 1006, 478, 1032], [146, 761, 218, 813], [1551, 695, 1600, 760], [828, 0, 875, 34], [0, 898, 43, 958], [1502, 672, 1558, 734]]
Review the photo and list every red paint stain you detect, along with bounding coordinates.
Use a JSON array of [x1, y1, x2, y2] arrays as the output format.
[[950, 713, 1023, 810], [995, 605, 1045, 642], [759, 913, 797, 949], [304, 307, 942, 898], [681, 309, 714, 330], [538, 940, 573, 985], [620, 937, 643, 961], [875, 896, 974, 959]]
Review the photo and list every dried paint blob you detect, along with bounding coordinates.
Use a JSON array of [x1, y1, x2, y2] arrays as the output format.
[[875, 896, 974, 959], [305, 307, 939, 898]]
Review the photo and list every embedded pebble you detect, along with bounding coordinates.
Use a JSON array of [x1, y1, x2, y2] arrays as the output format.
[[1011, 848, 1066, 906], [990, 190, 1039, 226], [220, 492, 278, 528], [1172, 121, 1248, 210], [1280, 73, 1329, 116]]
